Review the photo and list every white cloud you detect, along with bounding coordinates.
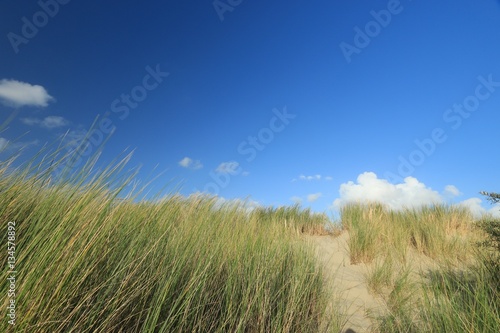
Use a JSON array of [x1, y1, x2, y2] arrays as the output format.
[[443, 185, 462, 197], [490, 205, 500, 218], [332, 172, 443, 210], [196, 194, 260, 212], [458, 198, 500, 219], [179, 157, 191, 167], [59, 129, 88, 148], [300, 174, 321, 181], [0, 79, 54, 107], [332, 172, 500, 219], [290, 196, 303, 204], [21, 116, 69, 129], [0, 138, 8, 151], [20, 118, 39, 126], [0, 137, 39, 152], [293, 174, 333, 182], [40, 116, 69, 129], [216, 161, 240, 174], [179, 157, 203, 170], [307, 193, 322, 202], [458, 198, 484, 218]]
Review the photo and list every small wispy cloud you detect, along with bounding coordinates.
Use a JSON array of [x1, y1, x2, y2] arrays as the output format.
[[216, 161, 240, 174], [210, 196, 261, 212], [58, 129, 88, 148], [21, 116, 69, 129], [0, 79, 54, 107], [443, 185, 462, 197], [301, 174, 321, 181], [0, 137, 39, 152], [290, 196, 303, 204], [291, 174, 333, 182], [0, 138, 8, 151], [179, 157, 203, 170], [307, 193, 322, 202]]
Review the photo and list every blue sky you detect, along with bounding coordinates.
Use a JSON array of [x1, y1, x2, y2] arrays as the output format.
[[1, 0, 500, 216]]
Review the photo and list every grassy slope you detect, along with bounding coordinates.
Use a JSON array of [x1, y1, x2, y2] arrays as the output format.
[[0, 156, 339, 333], [341, 203, 500, 332], [2, 147, 499, 333]]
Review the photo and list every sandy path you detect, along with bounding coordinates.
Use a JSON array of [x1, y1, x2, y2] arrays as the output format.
[[306, 232, 386, 333]]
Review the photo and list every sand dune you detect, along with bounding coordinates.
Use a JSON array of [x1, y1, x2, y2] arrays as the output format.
[[306, 232, 387, 333]]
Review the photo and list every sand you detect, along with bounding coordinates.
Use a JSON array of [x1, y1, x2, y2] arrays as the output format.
[[306, 232, 387, 333]]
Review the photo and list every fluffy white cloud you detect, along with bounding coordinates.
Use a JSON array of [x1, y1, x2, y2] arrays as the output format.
[[333, 172, 444, 210], [216, 161, 240, 174], [290, 196, 303, 204], [307, 193, 322, 202], [21, 116, 69, 129], [458, 198, 484, 218], [458, 198, 500, 218], [332, 172, 500, 219], [488, 205, 500, 218], [0, 79, 54, 107], [178, 157, 203, 170]]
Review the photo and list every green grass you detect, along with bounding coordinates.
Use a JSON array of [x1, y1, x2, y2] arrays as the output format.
[[3, 142, 499, 332], [341, 202, 476, 264], [365, 255, 397, 296], [417, 264, 500, 333], [341, 202, 500, 333], [249, 205, 332, 236], [0, 152, 339, 333]]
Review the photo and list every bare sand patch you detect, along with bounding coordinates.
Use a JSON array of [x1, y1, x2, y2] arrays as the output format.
[[305, 232, 387, 333]]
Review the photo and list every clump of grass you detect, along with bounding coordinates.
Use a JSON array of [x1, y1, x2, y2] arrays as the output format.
[[342, 202, 500, 332], [375, 266, 419, 333], [341, 202, 477, 264], [412, 260, 500, 333], [372, 261, 500, 332], [340, 203, 385, 264], [476, 214, 500, 295], [249, 205, 333, 236], [365, 255, 396, 295], [0, 151, 337, 332], [404, 213, 500, 332]]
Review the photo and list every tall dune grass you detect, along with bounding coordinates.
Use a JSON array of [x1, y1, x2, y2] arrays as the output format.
[[341, 202, 476, 264], [250, 205, 332, 236], [0, 153, 337, 332], [341, 202, 500, 332]]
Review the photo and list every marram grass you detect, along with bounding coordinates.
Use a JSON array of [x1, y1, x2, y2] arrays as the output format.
[[341, 202, 500, 332], [341, 202, 477, 264], [0, 155, 336, 333]]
